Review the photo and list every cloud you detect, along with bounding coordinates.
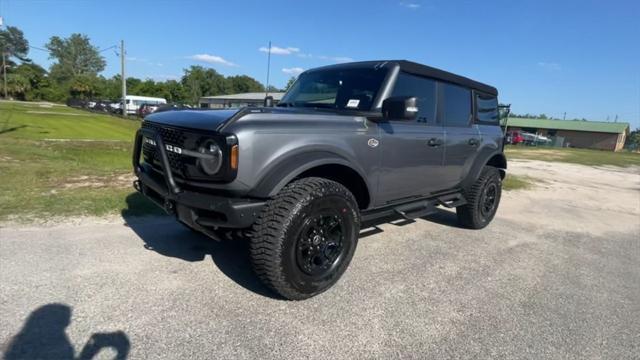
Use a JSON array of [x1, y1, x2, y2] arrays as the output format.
[[282, 67, 305, 75], [188, 54, 238, 66], [259, 46, 300, 55], [400, 2, 421, 9], [537, 62, 561, 71]]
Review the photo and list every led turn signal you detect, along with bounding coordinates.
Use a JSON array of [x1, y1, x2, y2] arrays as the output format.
[[230, 144, 239, 170]]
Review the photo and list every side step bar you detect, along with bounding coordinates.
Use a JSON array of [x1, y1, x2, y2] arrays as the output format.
[[362, 191, 467, 223]]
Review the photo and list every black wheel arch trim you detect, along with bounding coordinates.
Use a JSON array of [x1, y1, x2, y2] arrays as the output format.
[[461, 148, 507, 189], [247, 151, 373, 204]]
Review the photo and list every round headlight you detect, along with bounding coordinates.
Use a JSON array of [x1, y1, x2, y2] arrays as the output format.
[[198, 141, 223, 175]]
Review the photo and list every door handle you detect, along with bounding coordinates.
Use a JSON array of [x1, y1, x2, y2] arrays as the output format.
[[427, 138, 442, 147], [468, 138, 480, 146]]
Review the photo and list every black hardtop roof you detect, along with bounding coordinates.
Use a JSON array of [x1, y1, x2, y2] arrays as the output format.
[[307, 60, 498, 96]]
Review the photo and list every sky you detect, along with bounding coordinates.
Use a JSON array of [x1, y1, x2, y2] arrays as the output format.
[[1, 0, 639, 127]]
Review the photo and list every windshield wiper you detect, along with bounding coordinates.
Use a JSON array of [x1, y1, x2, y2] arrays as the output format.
[[276, 102, 294, 107], [298, 103, 335, 109]]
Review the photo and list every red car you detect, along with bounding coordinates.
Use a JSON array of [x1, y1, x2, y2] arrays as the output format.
[[505, 130, 524, 145]]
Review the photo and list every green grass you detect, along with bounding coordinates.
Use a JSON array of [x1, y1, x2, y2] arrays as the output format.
[[503, 175, 532, 191], [0, 101, 161, 221], [505, 145, 640, 167]]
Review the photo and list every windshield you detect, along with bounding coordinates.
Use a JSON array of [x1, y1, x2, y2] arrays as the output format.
[[279, 67, 388, 111]]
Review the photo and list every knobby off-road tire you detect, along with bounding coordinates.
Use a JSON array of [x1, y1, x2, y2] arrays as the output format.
[[456, 165, 502, 229], [249, 177, 360, 300]]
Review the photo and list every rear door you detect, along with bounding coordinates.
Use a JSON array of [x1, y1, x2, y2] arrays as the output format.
[[376, 72, 445, 205], [440, 83, 482, 189]]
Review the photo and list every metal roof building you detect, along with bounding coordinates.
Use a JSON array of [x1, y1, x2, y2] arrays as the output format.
[[200, 92, 285, 109], [505, 118, 630, 151]]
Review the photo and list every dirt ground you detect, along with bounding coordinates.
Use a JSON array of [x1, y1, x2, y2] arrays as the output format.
[[502, 160, 640, 236], [1, 159, 639, 359]]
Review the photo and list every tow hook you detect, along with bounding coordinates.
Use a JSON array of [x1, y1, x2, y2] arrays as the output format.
[[164, 199, 176, 215], [133, 180, 141, 192]]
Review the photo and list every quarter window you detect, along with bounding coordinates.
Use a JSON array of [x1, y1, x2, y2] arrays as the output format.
[[390, 72, 437, 124], [475, 93, 498, 124], [442, 83, 471, 127]]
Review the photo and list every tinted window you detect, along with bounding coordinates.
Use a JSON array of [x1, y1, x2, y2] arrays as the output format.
[[442, 83, 471, 127], [475, 93, 498, 124], [390, 72, 437, 124]]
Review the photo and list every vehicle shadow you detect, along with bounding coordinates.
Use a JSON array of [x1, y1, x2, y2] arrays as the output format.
[[3, 303, 130, 360], [121, 193, 463, 299], [122, 193, 277, 298]]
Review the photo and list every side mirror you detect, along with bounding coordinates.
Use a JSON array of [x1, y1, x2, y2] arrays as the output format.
[[264, 95, 274, 107], [382, 96, 418, 120]]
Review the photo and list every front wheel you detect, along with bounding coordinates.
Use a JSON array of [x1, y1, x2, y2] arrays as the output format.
[[456, 166, 502, 229], [249, 177, 360, 300]]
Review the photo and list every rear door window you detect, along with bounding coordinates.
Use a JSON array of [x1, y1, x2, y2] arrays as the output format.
[[441, 83, 472, 127]]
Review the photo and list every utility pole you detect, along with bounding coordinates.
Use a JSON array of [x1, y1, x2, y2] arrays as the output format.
[[265, 40, 271, 97], [2, 51, 6, 99], [1, 16, 5, 99], [563, 112, 566, 121], [120, 40, 126, 117]]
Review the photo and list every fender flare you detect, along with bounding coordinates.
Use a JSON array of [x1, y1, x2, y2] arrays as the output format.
[[461, 148, 507, 189], [247, 150, 372, 200]]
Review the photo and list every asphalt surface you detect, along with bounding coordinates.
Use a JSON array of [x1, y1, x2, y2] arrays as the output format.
[[1, 161, 639, 359]]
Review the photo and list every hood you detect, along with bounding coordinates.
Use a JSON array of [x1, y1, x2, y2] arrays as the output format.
[[144, 106, 371, 132], [144, 109, 240, 131]]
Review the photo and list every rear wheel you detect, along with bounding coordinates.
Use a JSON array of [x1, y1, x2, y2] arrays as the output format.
[[457, 166, 502, 229], [249, 177, 360, 300]]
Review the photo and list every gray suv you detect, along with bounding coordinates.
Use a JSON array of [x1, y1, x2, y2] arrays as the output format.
[[132, 60, 506, 299]]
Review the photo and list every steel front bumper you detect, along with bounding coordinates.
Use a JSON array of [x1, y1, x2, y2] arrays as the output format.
[[132, 128, 265, 231]]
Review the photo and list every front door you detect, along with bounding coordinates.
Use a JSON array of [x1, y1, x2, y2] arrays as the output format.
[[377, 122, 444, 204], [376, 72, 445, 205]]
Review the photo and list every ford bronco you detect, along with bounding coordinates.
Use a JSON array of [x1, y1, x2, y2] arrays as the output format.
[[132, 60, 506, 300]]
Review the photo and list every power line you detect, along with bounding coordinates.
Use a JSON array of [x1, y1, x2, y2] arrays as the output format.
[[28, 45, 50, 53], [99, 45, 118, 53]]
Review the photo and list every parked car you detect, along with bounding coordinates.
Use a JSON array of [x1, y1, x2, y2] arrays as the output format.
[[137, 103, 160, 118], [154, 103, 192, 113], [505, 130, 524, 145], [66, 98, 86, 108], [132, 60, 506, 300], [521, 131, 552, 145]]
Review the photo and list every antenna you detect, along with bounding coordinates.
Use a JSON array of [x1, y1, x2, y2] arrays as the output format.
[[265, 41, 271, 97]]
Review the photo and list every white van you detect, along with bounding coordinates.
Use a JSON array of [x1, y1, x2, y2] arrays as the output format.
[[125, 95, 167, 115]]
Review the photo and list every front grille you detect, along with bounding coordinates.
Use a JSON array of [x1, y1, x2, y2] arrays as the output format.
[[142, 122, 187, 176], [140, 121, 236, 183]]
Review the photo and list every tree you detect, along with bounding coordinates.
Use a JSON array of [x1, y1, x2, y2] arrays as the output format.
[[0, 74, 31, 100], [0, 26, 30, 61], [181, 66, 226, 105], [69, 74, 98, 99], [284, 76, 297, 91], [225, 75, 264, 94], [625, 128, 640, 151], [45, 34, 106, 83], [13, 63, 48, 100]]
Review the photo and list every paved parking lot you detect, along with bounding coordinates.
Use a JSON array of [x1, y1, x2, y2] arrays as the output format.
[[1, 160, 639, 359]]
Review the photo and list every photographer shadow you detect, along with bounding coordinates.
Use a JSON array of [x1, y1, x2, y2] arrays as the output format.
[[3, 303, 130, 360]]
